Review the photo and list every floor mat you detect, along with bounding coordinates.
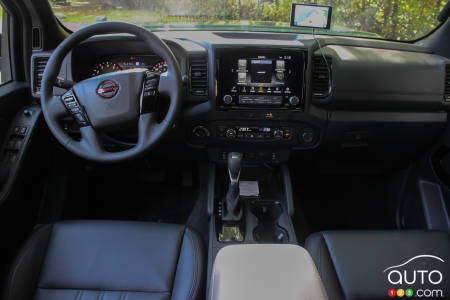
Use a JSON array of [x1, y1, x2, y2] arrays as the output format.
[[61, 161, 199, 224], [290, 167, 407, 241]]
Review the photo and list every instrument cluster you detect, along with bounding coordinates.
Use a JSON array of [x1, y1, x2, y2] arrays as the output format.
[[90, 55, 168, 77]]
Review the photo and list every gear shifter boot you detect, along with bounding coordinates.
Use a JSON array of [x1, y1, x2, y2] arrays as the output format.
[[222, 152, 243, 222]]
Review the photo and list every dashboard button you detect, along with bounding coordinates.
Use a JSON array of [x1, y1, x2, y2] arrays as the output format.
[[273, 129, 283, 139], [300, 129, 315, 144], [19, 127, 27, 135], [226, 129, 236, 138], [284, 130, 292, 139], [276, 72, 284, 80]]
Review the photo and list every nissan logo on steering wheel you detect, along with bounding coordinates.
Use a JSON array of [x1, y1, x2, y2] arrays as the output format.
[[97, 80, 119, 98]]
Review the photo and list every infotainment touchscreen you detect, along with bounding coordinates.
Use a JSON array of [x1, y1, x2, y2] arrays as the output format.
[[235, 57, 288, 86], [217, 49, 305, 110]]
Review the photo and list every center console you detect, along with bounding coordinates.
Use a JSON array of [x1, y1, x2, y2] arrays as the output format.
[[201, 48, 322, 294], [204, 154, 299, 293], [217, 49, 306, 110], [209, 244, 328, 300]]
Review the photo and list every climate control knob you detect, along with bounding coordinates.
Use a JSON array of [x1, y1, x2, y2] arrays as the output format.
[[288, 96, 300, 106], [300, 129, 315, 144], [223, 94, 233, 105], [226, 128, 237, 138], [192, 125, 210, 138]]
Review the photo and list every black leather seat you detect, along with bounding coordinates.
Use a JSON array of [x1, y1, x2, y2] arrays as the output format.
[[3, 220, 205, 300], [305, 230, 450, 300]]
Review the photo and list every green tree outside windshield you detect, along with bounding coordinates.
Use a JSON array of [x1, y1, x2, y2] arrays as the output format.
[[50, 0, 447, 41]]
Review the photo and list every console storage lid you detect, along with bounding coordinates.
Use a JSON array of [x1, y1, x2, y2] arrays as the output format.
[[209, 244, 328, 300]]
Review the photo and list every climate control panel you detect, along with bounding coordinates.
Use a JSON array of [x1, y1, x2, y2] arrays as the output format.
[[217, 126, 292, 141]]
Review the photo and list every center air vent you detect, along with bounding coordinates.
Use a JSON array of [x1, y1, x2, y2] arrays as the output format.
[[32, 55, 49, 97], [445, 64, 450, 102], [189, 56, 208, 96], [312, 56, 332, 99]]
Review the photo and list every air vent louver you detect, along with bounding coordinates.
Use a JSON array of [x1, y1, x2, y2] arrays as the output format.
[[445, 65, 450, 102], [312, 56, 332, 99], [33, 56, 49, 95], [189, 56, 208, 96]]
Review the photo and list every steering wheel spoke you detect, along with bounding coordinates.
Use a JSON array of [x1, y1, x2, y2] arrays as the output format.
[[48, 96, 70, 118], [79, 126, 104, 155], [137, 112, 158, 145]]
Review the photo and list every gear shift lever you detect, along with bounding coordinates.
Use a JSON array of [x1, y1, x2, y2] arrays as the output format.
[[223, 152, 243, 221]]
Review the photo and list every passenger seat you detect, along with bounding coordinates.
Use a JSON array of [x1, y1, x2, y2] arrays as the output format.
[[305, 231, 450, 300]]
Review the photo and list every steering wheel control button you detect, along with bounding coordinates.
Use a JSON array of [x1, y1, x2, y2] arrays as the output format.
[[141, 71, 160, 112], [74, 113, 86, 123], [61, 90, 90, 127], [96, 80, 119, 98]]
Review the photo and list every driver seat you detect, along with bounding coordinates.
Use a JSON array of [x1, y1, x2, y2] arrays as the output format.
[[3, 220, 205, 300]]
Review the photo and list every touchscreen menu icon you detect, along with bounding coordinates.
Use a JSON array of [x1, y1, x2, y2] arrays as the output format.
[[238, 72, 247, 83], [238, 59, 247, 70], [276, 60, 285, 71]]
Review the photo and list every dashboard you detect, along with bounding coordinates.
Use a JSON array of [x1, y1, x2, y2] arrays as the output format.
[[37, 31, 449, 167]]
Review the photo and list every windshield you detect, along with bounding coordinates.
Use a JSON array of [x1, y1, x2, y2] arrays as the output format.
[[50, 0, 447, 41]]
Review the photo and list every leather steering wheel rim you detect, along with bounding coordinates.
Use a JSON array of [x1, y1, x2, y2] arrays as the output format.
[[41, 22, 182, 163]]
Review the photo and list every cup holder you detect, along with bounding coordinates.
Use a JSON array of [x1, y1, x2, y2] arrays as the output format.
[[250, 200, 289, 243]]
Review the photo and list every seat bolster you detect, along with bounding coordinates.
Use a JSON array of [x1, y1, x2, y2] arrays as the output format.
[[171, 228, 205, 300], [305, 232, 345, 300], [3, 224, 54, 300]]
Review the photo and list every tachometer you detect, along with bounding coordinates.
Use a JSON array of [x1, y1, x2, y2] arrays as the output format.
[[92, 61, 122, 76], [151, 61, 168, 74]]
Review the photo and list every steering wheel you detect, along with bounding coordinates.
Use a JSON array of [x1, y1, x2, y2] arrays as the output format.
[[41, 22, 182, 163]]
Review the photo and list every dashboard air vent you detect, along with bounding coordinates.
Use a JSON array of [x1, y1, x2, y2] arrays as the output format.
[[445, 65, 450, 102], [189, 56, 208, 96], [312, 56, 332, 99], [32, 27, 42, 49], [32, 56, 49, 96]]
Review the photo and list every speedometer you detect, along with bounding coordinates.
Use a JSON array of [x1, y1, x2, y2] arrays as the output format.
[[92, 61, 122, 77], [151, 61, 168, 74]]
